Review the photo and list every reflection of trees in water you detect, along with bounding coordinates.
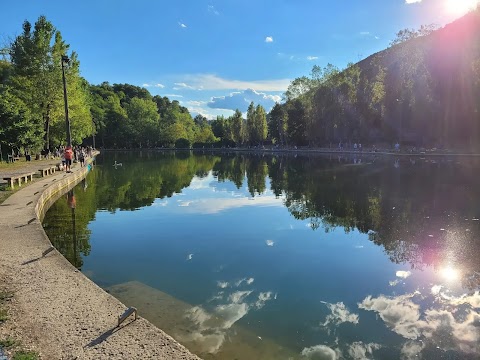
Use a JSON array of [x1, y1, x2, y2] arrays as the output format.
[[44, 152, 480, 288]]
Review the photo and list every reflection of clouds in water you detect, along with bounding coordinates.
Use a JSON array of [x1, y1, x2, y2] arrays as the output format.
[[321, 302, 359, 326], [181, 280, 274, 354], [228, 290, 252, 304], [265, 239, 275, 247], [431, 285, 442, 295], [359, 291, 480, 354], [217, 281, 229, 289], [401, 340, 424, 360], [255, 292, 273, 309], [347, 342, 381, 360], [358, 292, 423, 339], [390, 270, 411, 287], [301, 344, 340, 359], [174, 196, 283, 214], [235, 277, 254, 287], [188, 174, 215, 190], [396, 270, 411, 279]]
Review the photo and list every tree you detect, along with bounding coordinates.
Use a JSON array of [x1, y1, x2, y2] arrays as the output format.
[[0, 86, 43, 152], [246, 101, 255, 144], [8, 16, 93, 149], [287, 99, 308, 146], [125, 97, 159, 147], [254, 104, 268, 144], [268, 103, 288, 145], [230, 109, 244, 145]]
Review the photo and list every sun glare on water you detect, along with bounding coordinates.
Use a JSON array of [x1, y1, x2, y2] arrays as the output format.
[[440, 266, 460, 281], [445, 0, 479, 17]]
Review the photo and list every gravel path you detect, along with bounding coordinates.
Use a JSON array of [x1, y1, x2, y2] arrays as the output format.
[[0, 156, 201, 360]]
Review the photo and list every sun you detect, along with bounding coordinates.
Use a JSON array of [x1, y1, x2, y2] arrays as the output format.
[[445, 0, 479, 17]]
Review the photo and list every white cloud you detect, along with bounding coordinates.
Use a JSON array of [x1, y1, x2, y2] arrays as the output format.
[[186, 100, 207, 106], [179, 22, 187, 28], [301, 345, 339, 360], [405, 0, 421, 3], [307, 56, 318, 61], [347, 342, 381, 360], [359, 31, 370, 35], [208, 88, 282, 112], [163, 94, 183, 98], [173, 82, 197, 90], [255, 292, 273, 309], [265, 239, 275, 247], [142, 83, 165, 88], [396, 270, 412, 279], [208, 5, 219, 15], [265, 36, 273, 43], [321, 301, 359, 326], [181, 74, 290, 91]]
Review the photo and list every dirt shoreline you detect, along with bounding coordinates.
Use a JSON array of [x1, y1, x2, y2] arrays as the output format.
[[0, 155, 201, 359]]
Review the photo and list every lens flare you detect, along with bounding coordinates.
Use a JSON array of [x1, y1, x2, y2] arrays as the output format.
[[444, 0, 479, 17]]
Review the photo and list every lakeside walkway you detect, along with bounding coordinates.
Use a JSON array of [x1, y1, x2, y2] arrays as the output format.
[[0, 156, 200, 359]]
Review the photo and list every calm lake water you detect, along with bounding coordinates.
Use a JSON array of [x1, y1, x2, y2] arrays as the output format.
[[43, 151, 480, 360]]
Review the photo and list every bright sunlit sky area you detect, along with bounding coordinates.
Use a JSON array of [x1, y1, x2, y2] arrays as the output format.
[[1, 0, 478, 118]]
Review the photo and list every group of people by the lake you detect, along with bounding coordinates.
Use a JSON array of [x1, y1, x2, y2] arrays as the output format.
[[58, 145, 94, 172]]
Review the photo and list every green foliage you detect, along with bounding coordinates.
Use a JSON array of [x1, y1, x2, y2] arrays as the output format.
[[12, 351, 39, 360], [268, 103, 288, 145], [175, 138, 191, 148], [0, 338, 18, 348], [3, 16, 93, 151], [270, 18, 480, 149], [0, 309, 7, 322]]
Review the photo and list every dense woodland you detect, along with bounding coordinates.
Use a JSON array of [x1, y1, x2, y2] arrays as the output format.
[[1, 9, 480, 156]]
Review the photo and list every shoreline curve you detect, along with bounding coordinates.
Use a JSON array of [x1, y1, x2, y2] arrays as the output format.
[[0, 153, 201, 360]]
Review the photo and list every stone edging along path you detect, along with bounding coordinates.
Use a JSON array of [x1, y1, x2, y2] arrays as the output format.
[[0, 154, 201, 360]]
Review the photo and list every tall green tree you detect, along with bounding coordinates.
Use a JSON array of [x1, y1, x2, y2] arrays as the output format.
[[268, 103, 288, 145], [230, 109, 244, 145]]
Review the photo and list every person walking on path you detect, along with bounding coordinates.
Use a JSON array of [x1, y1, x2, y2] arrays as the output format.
[[64, 145, 73, 173]]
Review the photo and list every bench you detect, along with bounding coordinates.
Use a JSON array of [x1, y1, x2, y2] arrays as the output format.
[[38, 166, 57, 177], [7, 155, 21, 163], [3, 172, 35, 189]]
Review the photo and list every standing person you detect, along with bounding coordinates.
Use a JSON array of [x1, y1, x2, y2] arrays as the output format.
[[79, 150, 85, 167], [64, 145, 73, 173]]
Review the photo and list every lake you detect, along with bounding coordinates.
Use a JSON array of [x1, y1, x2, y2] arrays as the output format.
[[43, 151, 480, 360]]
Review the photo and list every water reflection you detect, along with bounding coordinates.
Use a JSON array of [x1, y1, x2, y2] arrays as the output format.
[[43, 152, 480, 359]]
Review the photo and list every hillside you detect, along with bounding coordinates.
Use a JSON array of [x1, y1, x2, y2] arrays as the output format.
[[279, 9, 480, 150]]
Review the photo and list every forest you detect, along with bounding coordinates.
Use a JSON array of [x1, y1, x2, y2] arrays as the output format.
[[1, 9, 480, 156]]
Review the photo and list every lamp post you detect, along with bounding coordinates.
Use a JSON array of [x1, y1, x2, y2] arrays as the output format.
[[61, 55, 72, 147], [92, 119, 97, 149]]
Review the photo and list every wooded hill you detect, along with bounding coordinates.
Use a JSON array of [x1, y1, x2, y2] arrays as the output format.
[[274, 8, 480, 150]]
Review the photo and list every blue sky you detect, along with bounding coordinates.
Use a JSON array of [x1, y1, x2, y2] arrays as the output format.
[[1, 0, 477, 118]]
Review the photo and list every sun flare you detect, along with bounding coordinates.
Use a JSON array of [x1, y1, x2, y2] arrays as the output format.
[[445, 0, 479, 17]]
